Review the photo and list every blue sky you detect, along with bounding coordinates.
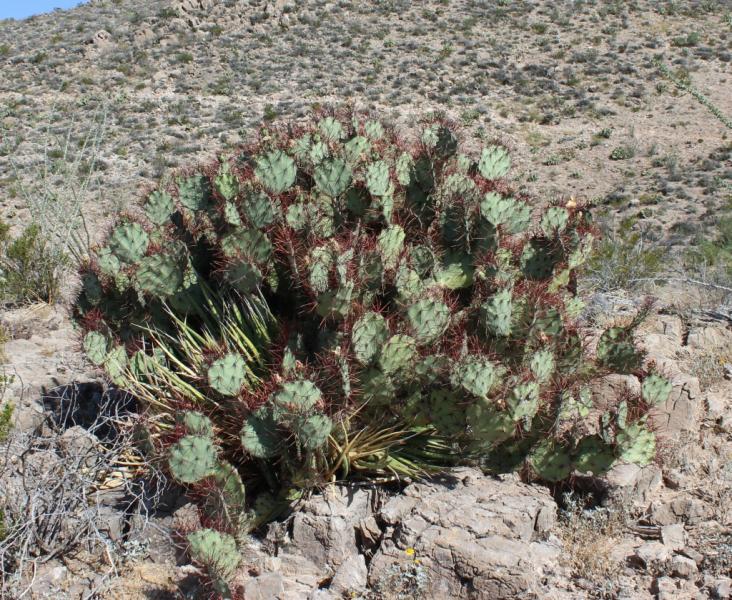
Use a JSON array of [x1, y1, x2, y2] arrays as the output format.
[[0, 1, 87, 20]]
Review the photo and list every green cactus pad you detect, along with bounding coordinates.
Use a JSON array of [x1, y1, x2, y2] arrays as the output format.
[[396, 152, 413, 186], [83, 331, 109, 366], [364, 120, 385, 141], [315, 159, 352, 197], [529, 350, 555, 384], [103, 344, 128, 384], [573, 435, 615, 475], [208, 354, 247, 396], [352, 312, 389, 366], [558, 387, 593, 420], [221, 229, 272, 262], [187, 528, 239, 580], [415, 354, 450, 384], [272, 380, 322, 413], [144, 190, 175, 225], [529, 440, 572, 482], [135, 254, 184, 297], [434, 253, 474, 289], [451, 356, 499, 399], [478, 145, 511, 180], [521, 240, 557, 280], [540, 207, 569, 236], [344, 135, 371, 163], [616, 422, 656, 466], [177, 175, 211, 210], [506, 382, 540, 421], [360, 368, 396, 405], [225, 260, 263, 293], [109, 222, 149, 264], [366, 160, 391, 196], [308, 246, 334, 294], [240, 409, 281, 458], [395, 265, 423, 302], [482, 289, 513, 337], [641, 374, 672, 406], [316, 281, 354, 319], [428, 389, 464, 435], [205, 461, 247, 523], [168, 435, 218, 483], [255, 150, 297, 195], [407, 298, 450, 343], [378, 334, 417, 376], [480, 193, 531, 234], [309, 141, 329, 164], [318, 116, 345, 141], [180, 411, 214, 436], [596, 326, 642, 373], [215, 161, 239, 201], [295, 413, 333, 450], [377, 224, 405, 270], [467, 399, 515, 446], [243, 191, 279, 228]]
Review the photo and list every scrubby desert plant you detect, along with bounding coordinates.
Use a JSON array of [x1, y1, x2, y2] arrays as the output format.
[[0, 220, 68, 304], [74, 110, 672, 588]]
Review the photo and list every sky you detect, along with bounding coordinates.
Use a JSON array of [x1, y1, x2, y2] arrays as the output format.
[[0, 0, 87, 20]]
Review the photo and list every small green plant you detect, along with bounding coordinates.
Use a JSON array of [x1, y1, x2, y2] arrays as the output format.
[[584, 216, 666, 293], [671, 31, 700, 47], [609, 145, 635, 161], [0, 220, 67, 304], [176, 52, 194, 64], [263, 104, 278, 122], [0, 402, 13, 443]]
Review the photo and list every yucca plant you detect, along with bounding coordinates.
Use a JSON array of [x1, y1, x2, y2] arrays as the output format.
[[74, 109, 672, 588]]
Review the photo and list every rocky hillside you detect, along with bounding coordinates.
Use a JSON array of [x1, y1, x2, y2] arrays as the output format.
[[1, 0, 730, 255], [0, 1, 731, 599]]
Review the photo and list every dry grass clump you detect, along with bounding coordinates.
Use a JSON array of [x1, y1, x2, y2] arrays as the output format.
[[557, 493, 630, 584]]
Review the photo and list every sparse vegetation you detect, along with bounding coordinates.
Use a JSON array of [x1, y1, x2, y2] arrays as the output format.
[[0, 220, 67, 304], [584, 216, 666, 293]]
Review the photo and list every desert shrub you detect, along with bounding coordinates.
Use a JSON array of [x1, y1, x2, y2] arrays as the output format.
[[684, 213, 732, 283], [73, 110, 671, 593], [583, 216, 666, 293], [0, 220, 67, 304], [0, 403, 12, 444]]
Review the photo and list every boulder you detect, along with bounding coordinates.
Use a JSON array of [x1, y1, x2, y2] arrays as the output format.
[[368, 469, 558, 600]]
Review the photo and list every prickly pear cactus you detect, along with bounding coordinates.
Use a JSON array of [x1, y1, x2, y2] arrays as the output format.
[[75, 110, 668, 585]]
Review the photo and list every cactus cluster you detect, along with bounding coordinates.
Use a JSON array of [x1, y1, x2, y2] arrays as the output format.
[[75, 110, 672, 586]]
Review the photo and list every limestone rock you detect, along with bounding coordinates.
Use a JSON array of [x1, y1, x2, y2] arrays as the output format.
[[368, 469, 558, 599]]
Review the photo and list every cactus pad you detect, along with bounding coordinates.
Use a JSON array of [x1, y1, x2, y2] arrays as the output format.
[[240, 409, 280, 458], [144, 190, 175, 225], [407, 298, 450, 343], [352, 312, 389, 366], [83, 331, 109, 366], [451, 356, 498, 399], [168, 435, 218, 483], [378, 334, 417, 375], [478, 145, 511, 180], [136, 254, 184, 297], [208, 353, 248, 396], [177, 175, 211, 210], [109, 222, 149, 264], [187, 528, 239, 580], [272, 380, 322, 413], [255, 150, 297, 195], [641, 374, 672, 406], [314, 158, 352, 197]]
